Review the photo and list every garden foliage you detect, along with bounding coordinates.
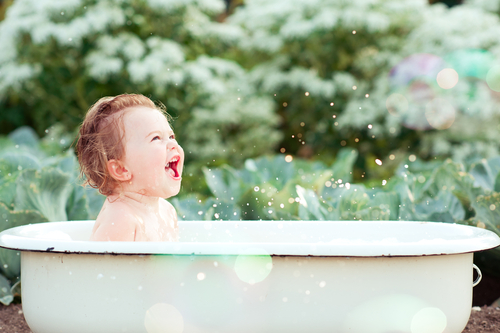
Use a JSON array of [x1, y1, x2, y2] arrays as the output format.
[[1, 0, 500, 176], [0, 0, 282, 179], [2, 0, 500, 302], [225, 0, 500, 167], [3, 127, 500, 303], [171, 150, 500, 276], [0, 127, 104, 305]]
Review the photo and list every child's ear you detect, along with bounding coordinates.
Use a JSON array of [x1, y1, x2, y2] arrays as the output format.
[[107, 159, 131, 182]]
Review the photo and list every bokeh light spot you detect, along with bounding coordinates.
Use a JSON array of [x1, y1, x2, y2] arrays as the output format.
[[144, 303, 184, 333], [234, 249, 273, 285], [411, 307, 447, 333], [425, 98, 455, 130], [486, 65, 500, 92], [386, 93, 409, 116], [436, 68, 458, 89]]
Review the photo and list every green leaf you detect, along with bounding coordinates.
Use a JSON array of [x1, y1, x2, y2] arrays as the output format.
[[66, 184, 90, 221], [8, 126, 40, 148], [244, 155, 296, 190], [494, 172, 500, 193], [0, 274, 13, 306], [296, 185, 325, 220], [0, 202, 48, 280], [469, 192, 500, 236], [415, 192, 465, 223], [14, 168, 72, 221], [371, 191, 400, 221], [330, 148, 358, 183], [469, 158, 500, 191], [170, 196, 215, 221], [0, 151, 41, 176], [0, 174, 18, 207], [208, 198, 241, 220], [203, 165, 245, 202], [83, 186, 105, 220]]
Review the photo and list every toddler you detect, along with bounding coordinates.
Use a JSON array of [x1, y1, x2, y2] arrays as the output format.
[[76, 94, 184, 241]]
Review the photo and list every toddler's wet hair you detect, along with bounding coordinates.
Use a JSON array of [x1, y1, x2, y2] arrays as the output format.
[[76, 94, 169, 196]]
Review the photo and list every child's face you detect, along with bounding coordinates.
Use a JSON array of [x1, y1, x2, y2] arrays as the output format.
[[119, 106, 184, 198]]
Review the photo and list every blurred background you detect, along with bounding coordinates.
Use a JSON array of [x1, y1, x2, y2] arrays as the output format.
[[1, 0, 500, 304]]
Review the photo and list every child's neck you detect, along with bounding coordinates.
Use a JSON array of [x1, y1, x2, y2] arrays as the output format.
[[111, 191, 160, 211]]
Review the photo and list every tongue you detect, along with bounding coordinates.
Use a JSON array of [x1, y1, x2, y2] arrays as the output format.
[[166, 167, 176, 177]]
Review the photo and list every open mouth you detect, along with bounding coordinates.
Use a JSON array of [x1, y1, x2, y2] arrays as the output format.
[[165, 156, 180, 178]]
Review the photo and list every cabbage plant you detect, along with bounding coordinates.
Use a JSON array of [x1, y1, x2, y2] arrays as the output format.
[[172, 151, 500, 276], [0, 127, 105, 304]]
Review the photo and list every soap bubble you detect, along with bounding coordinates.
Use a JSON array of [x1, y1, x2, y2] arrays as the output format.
[[436, 68, 459, 89], [389, 54, 445, 90], [386, 93, 408, 116], [486, 65, 500, 92], [234, 248, 273, 285], [445, 49, 494, 81], [425, 98, 455, 130], [343, 294, 428, 333], [411, 307, 447, 333], [144, 303, 184, 333]]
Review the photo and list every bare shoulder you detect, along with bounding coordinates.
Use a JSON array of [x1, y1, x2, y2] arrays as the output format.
[[160, 199, 178, 227], [90, 200, 139, 241]]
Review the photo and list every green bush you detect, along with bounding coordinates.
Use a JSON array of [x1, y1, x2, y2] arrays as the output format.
[[0, 0, 281, 184], [225, 0, 500, 170], [3, 0, 500, 183]]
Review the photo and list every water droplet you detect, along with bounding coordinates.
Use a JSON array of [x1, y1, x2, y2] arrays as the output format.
[[197, 211, 203, 215], [319, 281, 326, 288], [283, 297, 288, 302], [375, 159, 382, 166], [285, 155, 293, 162], [254, 186, 260, 192], [97, 274, 103, 280], [490, 204, 496, 211]]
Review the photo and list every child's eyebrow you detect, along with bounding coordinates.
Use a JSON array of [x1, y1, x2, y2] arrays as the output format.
[[145, 130, 161, 138], [145, 129, 174, 139]]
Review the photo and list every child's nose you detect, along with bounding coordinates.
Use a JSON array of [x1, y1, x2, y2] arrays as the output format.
[[167, 139, 178, 150]]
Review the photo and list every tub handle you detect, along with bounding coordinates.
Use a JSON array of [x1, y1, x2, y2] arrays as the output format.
[[473, 264, 482, 287]]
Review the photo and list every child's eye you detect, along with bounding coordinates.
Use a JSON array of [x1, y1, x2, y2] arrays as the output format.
[[152, 136, 161, 141], [169, 134, 176, 140]]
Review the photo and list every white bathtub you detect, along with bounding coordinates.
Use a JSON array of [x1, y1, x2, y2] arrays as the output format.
[[0, 220, 499, 333]]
